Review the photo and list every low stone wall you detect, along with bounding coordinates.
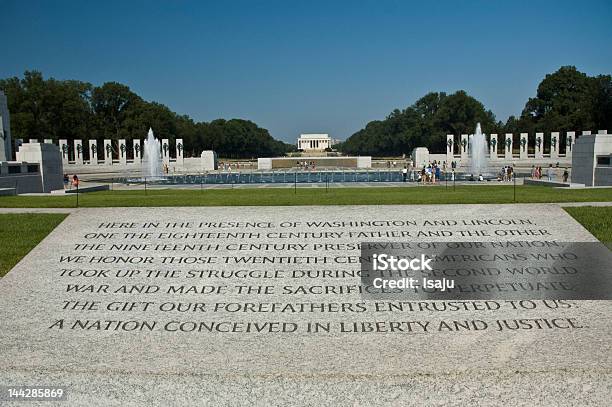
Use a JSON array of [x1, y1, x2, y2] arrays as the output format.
[[0, 173, 44, 193], [258, 156, 371, 170]]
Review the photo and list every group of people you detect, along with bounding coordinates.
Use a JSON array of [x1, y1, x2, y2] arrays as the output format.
[[219, 162, 246, 172], [531, 164, 569, 182], [296, 161, 317, 170], [417, 160, 443, 184], [499, 165, 514, 182], [63, 173, 80, 189]]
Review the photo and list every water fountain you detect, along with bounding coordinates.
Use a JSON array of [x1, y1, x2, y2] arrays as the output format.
[[142, 128, 162, 179], [468, 123, 488, 178]]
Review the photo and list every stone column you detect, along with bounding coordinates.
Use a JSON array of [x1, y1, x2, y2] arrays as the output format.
[[460, 134, 468, 162], [176, 138, 184, 165], [89, 140, 98, 165], [15, 139, 24, 153], [504, 133, 513, 160], [59, 139, 69, 164], [550, 132, 560, 159], [29, 138, 39, 144], [44, 139, 53, 144], [118, 139, 127, 164], [565, 131, 575, 156], [104, 139, 113, 165], [162, 138, 170, 165], [73, 139, 83, 165], [535, 132, 544, 159], [0, 92, 13, 161], [519, 133, 528, 159], [598, 130, 607, 134], [489, 134, 498, 159], [446, 135, 454, 163], [133, 139, 141, 163], [582, 131, 591, 136]]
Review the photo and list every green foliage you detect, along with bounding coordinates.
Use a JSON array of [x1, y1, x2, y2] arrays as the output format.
[[0, 71, 294, 158], [340, 91, 498, 155], [514, 66, 612, 145], [341, 66, 612, 156]]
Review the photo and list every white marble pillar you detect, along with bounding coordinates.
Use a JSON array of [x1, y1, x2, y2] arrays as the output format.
[[582, 131, 591, 136], [176, 138, 184, 165], [15, 139, 24, 153], [504, 133, 513, 160], [446, 135, 454, 162], [44, 139, 53, 144], [489, 134, 498, 159], [133, 139, 141, 162], [89, 140, 98, 165], [550, 132, 560, 159], [162, 138, 170, 165], [598, 130, 607, 134], [59, 139, 69, 164], [519, 133, 528, 159], [565, 131, 575, 156], [118, 139, 127, 164], [460, 134, 468, 161], [104, 139, 113, 165], [73, 140, 83, 165], [535, 132, 544, 159], [29, 138, 39, 144]]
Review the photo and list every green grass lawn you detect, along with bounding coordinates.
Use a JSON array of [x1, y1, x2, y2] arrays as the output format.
[[564, 206, 612, 242], [0, 214, 68, 277], [0, 185, 611, 208]]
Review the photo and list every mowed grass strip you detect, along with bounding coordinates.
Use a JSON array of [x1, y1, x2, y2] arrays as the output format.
[[0, 214, 68, 277], [0, 185, 611, 208], [564, 206, 612, 243]]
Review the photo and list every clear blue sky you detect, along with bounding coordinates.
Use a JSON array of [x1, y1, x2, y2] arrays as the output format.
[[2, 0, 611, 142]]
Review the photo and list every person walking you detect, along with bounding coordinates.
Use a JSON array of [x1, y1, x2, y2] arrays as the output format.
[[563, 169, 569, 183], [547, 164, 554, 181], [72, 174, 80, 189]]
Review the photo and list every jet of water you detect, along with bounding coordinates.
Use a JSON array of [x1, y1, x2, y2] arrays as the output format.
[[468, 123, 488, 176], [142, 128, 162, 179]]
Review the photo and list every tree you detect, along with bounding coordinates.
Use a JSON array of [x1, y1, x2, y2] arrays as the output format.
[[340, 91, 496, 155], [519, 66, 611, 133], [91, 82, 139, 139]]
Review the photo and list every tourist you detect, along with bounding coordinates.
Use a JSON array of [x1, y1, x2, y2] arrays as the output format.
[[563, 168, 569, 182], [508, 166, 513, 181], [531, 165, 536, 178], [72, 174, 80, 189], [402, 166, 407, 182], [435, 164, 440, 183], [547, 164, 554, 181], [63, 174, 69, 189]]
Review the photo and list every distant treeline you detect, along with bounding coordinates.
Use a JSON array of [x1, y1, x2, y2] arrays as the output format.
[[2, 66, 611, 159], [0, 71, 295, 158], [338, 66, 612, 155]]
